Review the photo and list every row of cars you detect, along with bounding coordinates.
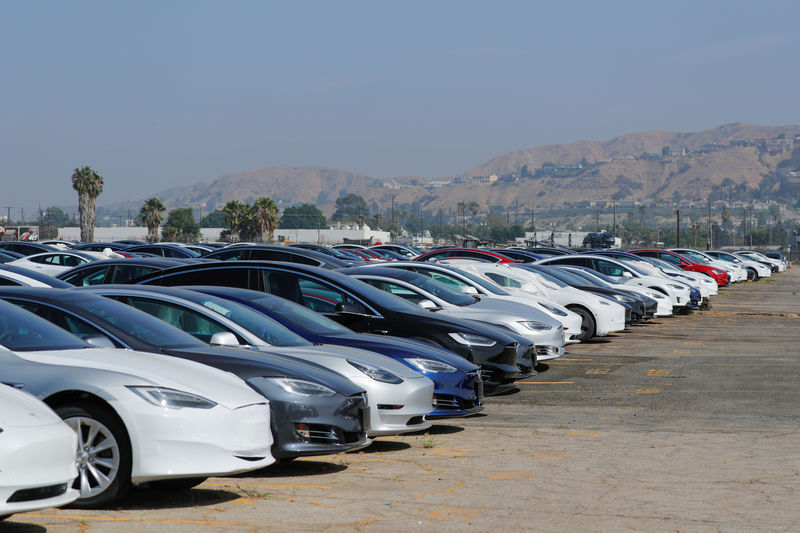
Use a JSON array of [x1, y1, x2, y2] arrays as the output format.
[[0, 239, 787, 520]]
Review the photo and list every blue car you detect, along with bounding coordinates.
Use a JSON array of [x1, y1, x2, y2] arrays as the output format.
[[187, 285, 484, 419]]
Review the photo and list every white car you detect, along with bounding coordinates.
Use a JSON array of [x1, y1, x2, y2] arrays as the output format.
[[669, 249, 748, 283], [734, 251, 786, 272], [446, 261, 627, 342], [80, 285, 434, 438], [634, 257, 718, 298], [0, 264, 70, 287], [344, 267, 566, 361], [0, 385, 79, 520], [534, 255, 693, 312], [706, 251, 771, 280], [7, 251, 122, 277], [0, 301, 274, 508], [355, 261, 584, 344]]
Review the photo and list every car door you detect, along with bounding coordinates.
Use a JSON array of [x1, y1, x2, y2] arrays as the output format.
[[59, 265, 113, 286]]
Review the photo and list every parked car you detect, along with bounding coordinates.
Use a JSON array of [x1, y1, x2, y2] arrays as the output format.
[[734, 251, 786, 272], [669, 248, 748, 283], [7, 251, 121, 277], [582, 232, 616, 248], [56, 258, 189, 286], [0, 242, 57, 256], [763, 251, 789, 269], [351, 261, 584, 344], [0, 384, 78, 519], [341, 266, 565, 362], [0, 288, 369, 460], [0, 264, 71, 288], [413, 248, 516, 263], [204, 244, 353, 269], [705, 251, 771, 280], [0, 299, 274, 507], [369, 244, 422, 258], [126, 261, 524, 387], [185, 286, 484, 419], [629, 249, 729, 286], [78, 285, 435, 438], [122, 244, 202, 259]]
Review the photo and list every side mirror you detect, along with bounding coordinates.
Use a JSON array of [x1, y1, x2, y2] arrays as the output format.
[[84, 335, 117, 349], [679, 261, 690, 268], [335, 301, 367, 316], [418, 299, 443, 312], [622, 271, 633, 278], [210, 331, 240, 347], [461, 286, 479, 295]]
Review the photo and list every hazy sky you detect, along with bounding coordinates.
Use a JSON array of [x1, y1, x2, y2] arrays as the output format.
[[2, 0, 799, 215]]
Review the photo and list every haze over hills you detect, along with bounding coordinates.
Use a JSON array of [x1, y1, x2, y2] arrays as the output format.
[[144, 123, 800, 217]]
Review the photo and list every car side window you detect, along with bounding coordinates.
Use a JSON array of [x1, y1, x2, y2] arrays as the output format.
[[294, 277, 367, 314], [360, 279, 426, 304], [0, 277, 22, 286], [121, 296, 243, 344], [484, 272, 522, 288], [156, 267, 252, 288], [111, 265, 160, 284], [208, 249, 244, 261], [30, 255, 50, 264], [658, 253, 681, 265], [12, 301, 114, 342], [594, 259, 626, 276], [62, 266, 110, 286], [249, 249, 291, 261]]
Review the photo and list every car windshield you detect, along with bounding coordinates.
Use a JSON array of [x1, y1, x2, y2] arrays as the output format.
[[404, 275, 476, 306], [189, 294, 310, 346], [520, 267, 568, 288], [0, 300, 89, 351], [75, 294, 206, 349], [680, 251, 709, 264], [451, 268, 510, 295]]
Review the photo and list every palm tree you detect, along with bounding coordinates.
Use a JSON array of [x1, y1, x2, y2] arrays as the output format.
[[71, 166, 103, 242], [137, 197, 166, 242], [253, 197, 279, 243], [371, 213, 383, 229], [468, 201, 481, 219], [223, 200, 248, 242]]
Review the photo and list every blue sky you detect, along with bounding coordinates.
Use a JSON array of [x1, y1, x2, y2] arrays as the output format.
[[1, 0, 799, 214]]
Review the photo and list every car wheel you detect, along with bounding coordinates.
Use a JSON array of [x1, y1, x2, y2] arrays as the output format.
[[147, 477, 207, 491], [567, 306, 595, 342], [56, 402, 132, 508], [0, 515, 9, 521], [747, 268, 759, 281]]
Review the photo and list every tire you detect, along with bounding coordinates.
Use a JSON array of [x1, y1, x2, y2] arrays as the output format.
[[55, 402, 132, 508], [147, 477, 207, 491], [567, 306, 596, 342], [0, 515, 9, 521]]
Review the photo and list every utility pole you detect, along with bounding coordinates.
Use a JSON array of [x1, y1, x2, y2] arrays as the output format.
[[595, 207, 599, 232], [531, 203, 536, 243], [749, 206, 753, 250], [612, 195, 617, 236], [706, 197, 712, 250], [391, 195, 396, 234], [20, 208, 24, 224], [4, 206, 11, 223], [676, 208, 681, 247]]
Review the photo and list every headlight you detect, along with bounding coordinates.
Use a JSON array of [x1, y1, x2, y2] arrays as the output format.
[[711, 268, 726, 275], [405, 358, 457, 373], [538, 302, 567, 316], [348, 360, 403, 384], [647, 291, 666, 299], [518, 321, 554, 332], [668, 283, 685, 290], [266, 377, 337, 397], [128, 386, 217, 409], [448, 332, 498, 347]]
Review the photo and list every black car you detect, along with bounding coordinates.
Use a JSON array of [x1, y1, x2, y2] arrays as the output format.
[[0, 241, 57, 256], [57, 257, 190, 286], [122, 244, 202, 258], [0, 287, 370, 459], [127, 261, 522, 386], [204, 244, 352, 269], [582, 232, 616, 249]]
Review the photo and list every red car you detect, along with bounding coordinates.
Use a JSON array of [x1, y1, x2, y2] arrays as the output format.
[[629, 249, 729, 287], [413, 248, 517, 263]]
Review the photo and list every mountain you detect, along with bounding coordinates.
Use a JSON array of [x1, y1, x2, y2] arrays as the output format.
[[139, 123, 800, 216]]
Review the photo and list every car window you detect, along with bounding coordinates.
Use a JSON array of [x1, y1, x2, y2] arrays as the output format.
[[248, 249, 292, 262], [12, 301, 120, 345], [284, 276, 368, 315], [111, 265, 161, 284], [120, 296, 243, 344], [151, 267, 252, 288], [658, 253, 682, 265], [61, 266, 110, 286], [0, 301, 88, 351], [361, 279, 427, 305], [207, 249, 245, 261], [484, 272, 522, 288], [0, 277, 22, 286], [593, 259, 628, 276]]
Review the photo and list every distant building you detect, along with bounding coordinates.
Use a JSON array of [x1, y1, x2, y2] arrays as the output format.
[[641, 152, 662, 160], [275, 224, 391, 246]]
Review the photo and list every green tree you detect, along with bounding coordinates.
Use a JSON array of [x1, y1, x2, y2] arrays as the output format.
[[223, 200, 248, 242], [468, 201, 481, 219], [199, 209, 226, 227], [136, 197, 166, 242], [71, 165, 104, 242], [253, 197, 279, 242], [161, 208, 200, 242], [332, 193, 368, 222], [279, 203, 326, 229]]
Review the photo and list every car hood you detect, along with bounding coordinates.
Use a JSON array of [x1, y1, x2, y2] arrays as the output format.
[[13, 347, 266, 410], [466, 298, 562, 327]]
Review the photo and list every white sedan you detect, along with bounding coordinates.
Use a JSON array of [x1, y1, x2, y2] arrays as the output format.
[[0, 300, 274, 508], [448, 261, 627, 342], [0, 385, 78, 520], [7, 251, 122, 276]]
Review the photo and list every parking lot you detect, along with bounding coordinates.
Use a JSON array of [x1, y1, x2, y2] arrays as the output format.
[[8, 268, 800, 532]]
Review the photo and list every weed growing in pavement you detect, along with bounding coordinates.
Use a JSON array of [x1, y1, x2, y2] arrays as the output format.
[[238, 486, 273, 499], [421, 435, 437, 448]]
